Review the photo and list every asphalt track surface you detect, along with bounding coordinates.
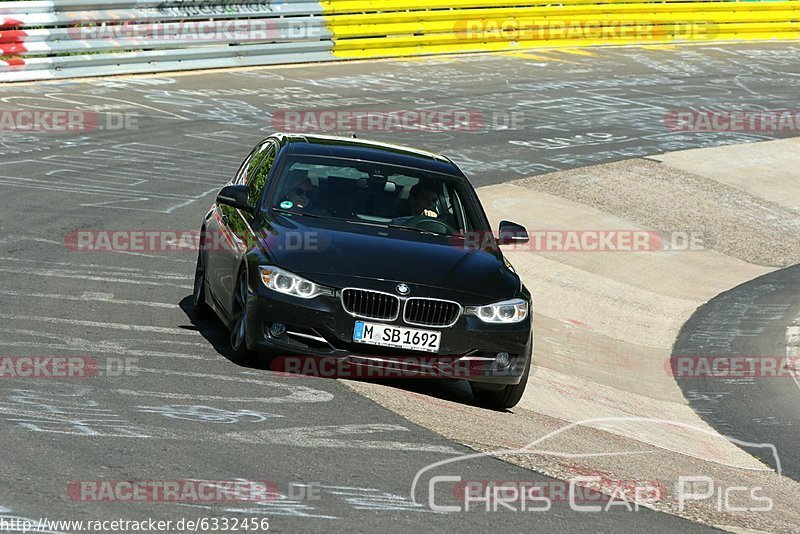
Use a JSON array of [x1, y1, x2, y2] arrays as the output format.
[[1, 41, 799, 531], [674, 264, 800, 482]]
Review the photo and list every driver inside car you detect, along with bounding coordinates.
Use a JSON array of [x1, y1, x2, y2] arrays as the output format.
[[407, 182, 439, 218], [391, 182, 459, 235]]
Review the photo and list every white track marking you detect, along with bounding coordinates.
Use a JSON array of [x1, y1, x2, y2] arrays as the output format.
[[0, 327, 215, 362], [787, 325, 800, 345], [0, 256, 184, 275], [223, 424, 457, 453], [45, 168, 147, 187], [84, 250, 193, 262], [45, 158, 219, 183], [0, 267, 191, 288], [0, 236, 62, 245], [132, 368, 335, 404], [0, 170, 201, 199], [113, 390, 299, 403], [315, 485, 433, 513], [0, 93, 190, 121], [0, 290, 177, 308], [0, 260, 186, 280], [0, 314, 197, 335], [179, 498, 338, 520], [0, 246, 193, 263], [787, 317, 800, 392], [115, 142, 240, 161], [0, 340, 214, 362], [0, 165, 219, 212], [135, 405, 283, 423], [79, 186, 219, 213], [0, 388, 150, 438]]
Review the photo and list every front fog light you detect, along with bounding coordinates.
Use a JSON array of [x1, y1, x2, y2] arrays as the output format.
[[270, 323, 286, 337], [496, 352, 510, 367]]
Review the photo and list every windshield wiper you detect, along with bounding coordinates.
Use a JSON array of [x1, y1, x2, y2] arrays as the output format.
[[346, 219, 390, 228], [387, 224, 438, 235]]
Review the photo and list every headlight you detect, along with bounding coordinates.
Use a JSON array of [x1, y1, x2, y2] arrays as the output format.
[[258, 266, 332, 299], [466, 298, 528, 323]]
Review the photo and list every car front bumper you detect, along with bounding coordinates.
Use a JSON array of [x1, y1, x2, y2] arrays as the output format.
[[244, 281, 533, 385]]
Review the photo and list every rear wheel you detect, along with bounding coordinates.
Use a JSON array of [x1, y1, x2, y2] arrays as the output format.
[[470, 356, 531, 410], [228, 269, 255, 365], [192, 250, 210, 319]]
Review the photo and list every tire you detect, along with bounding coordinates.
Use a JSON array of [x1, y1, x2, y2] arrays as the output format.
[[470, 356, 531, 410], [192, 250, 211, 319], [228, 268, 255, 365]]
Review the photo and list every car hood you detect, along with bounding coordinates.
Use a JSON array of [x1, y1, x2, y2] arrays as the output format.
[[257, 214, 520, 301]]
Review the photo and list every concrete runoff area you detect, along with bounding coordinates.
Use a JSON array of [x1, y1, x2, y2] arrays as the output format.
[[345, 137, 800, 532], [649, 139, 800, 213]]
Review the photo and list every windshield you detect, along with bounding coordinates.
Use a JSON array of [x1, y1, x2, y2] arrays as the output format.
[[268, 155, 480, 236]]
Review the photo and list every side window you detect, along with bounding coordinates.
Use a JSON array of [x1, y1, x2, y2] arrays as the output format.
[[234, 145, 259, 185], [245, 142, 277, 208]]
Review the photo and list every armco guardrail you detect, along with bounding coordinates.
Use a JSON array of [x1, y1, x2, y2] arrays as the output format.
[[1, 0, 798, 81]]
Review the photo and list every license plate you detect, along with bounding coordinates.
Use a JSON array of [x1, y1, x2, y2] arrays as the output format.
[[353, 321, 441, 353]]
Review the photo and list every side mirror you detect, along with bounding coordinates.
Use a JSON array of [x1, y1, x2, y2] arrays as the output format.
[[216, 184, 255, 214], [498, 220, 529, 245]]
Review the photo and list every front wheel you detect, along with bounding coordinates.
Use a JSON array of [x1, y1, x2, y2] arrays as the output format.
[[228, 269, 255, 365], [470, 356, 531, 410], [192, 250, 210, 319]]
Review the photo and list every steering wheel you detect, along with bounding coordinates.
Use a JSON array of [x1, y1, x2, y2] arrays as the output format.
[[400, 215, 457, 235]]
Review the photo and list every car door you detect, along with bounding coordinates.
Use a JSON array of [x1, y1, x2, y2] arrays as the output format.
[[205, 143, 258, 313], [213, 140, 277, 317]]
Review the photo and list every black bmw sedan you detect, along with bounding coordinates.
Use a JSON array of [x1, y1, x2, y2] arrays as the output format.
[[193, 133, 533, 409]]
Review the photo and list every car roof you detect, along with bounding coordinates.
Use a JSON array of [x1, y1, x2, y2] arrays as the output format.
[[272, 133, 463, 176]]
